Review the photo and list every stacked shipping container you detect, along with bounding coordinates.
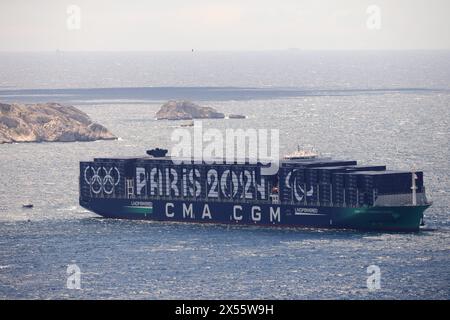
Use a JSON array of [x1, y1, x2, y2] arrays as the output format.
[[80, 156, 422, 208]]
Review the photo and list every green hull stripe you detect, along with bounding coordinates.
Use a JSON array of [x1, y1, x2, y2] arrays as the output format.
[[124, 206, 153, 214]]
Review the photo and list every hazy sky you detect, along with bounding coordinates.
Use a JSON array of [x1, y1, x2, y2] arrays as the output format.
[[1, 0, 449, 51]]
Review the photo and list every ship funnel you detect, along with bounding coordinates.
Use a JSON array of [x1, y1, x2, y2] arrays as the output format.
[[146, 148, 168, 158]]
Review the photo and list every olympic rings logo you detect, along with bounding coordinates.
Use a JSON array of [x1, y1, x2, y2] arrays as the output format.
[[84, 166, 121, 194]]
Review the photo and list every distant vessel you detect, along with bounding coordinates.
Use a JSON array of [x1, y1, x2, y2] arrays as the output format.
[[284, 145, 320, 160], [79, 148, 431, 231], [228, 114, 246, 119], [180, 121, 194, 127]]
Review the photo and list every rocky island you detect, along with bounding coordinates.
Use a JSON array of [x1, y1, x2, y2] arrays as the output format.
[[0, 102, 117, 144], [156, 100, 225, 120]]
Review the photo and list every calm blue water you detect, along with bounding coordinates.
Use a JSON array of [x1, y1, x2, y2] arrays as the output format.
[[0, 51, 449, 299]]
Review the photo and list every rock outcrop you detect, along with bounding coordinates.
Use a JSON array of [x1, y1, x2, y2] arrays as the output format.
[[156, 100, 225, 120], [0, 102, 117, 144]]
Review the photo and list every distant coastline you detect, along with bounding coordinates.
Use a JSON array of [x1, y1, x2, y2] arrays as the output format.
[[0, 86, 442, 105]]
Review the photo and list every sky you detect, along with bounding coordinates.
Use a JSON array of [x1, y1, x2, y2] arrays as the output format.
[[0, 0, 449, 51]]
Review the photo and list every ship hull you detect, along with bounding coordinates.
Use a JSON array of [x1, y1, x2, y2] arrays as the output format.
[[79, 198, 429, 232]]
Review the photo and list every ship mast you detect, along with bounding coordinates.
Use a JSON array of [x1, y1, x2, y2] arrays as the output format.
[[411, 165, 417, 205]]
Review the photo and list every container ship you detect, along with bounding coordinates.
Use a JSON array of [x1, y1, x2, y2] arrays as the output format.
[[79, 148, 431, 231]]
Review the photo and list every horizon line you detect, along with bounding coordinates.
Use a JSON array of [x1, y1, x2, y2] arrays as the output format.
[[1, 49, 450, 54]]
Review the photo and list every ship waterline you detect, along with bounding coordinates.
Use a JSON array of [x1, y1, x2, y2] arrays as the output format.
[[80, 198, 429, 232]]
